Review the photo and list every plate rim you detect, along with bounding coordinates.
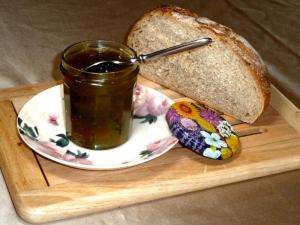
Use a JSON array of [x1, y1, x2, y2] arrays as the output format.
[[17, 84, 178, 170]]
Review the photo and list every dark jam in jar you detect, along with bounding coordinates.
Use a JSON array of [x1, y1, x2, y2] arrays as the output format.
[[61, 41, 139, 150]]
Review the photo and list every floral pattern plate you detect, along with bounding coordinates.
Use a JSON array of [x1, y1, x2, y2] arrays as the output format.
[[17, 84, 178, 170]]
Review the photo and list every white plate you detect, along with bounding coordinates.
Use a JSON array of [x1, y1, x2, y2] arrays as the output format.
[[17, 84, 178, 170]]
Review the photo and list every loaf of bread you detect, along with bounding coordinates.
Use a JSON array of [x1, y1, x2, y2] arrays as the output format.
[[126, 6, 270, 123]]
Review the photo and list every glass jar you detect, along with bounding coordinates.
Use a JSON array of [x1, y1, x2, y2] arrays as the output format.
[[60, 40, 139, 150]]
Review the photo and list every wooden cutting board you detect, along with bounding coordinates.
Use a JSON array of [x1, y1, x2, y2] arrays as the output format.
[[0, 77, 300, 224]]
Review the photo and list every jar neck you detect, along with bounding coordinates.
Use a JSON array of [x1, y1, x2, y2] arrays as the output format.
[[61, 62, 138, 85], [60, 40, 139, 85]]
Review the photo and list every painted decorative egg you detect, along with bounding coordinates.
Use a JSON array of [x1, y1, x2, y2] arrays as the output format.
[[166, 101, 240, 160]]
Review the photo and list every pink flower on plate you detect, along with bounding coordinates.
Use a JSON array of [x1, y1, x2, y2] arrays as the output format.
[[133, 84, 170, 117], [62, 154, 93, 165], [71, 158, 93, 165], [146, 136, 178, 155], [22, 135, 67, 158], [48, 113, 59, 126], [22, 135, 93, 165]]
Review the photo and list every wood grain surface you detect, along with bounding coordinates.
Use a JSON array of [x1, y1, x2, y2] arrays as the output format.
[[0, 77, 300, 224]]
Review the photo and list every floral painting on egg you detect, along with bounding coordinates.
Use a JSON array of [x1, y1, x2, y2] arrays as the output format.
[[166, 101, 240, 160]]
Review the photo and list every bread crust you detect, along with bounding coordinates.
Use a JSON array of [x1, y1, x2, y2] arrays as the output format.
[[125, 6, 198, 43], [126, 5, 270, 123], [195, 16, 271, 120]]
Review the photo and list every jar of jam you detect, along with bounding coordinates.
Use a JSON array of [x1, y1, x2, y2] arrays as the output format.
[[60, 40, 139, 150]]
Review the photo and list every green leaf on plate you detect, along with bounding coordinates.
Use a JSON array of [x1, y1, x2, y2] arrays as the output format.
[[140, 150, 152, 159], [66, 150, 89, 159], [23, 123, 38, 139], [34, 126, 39, 136], [134, 115, 157, 124], [17, 117, 23, 126], [54, 134, 69, 147], [76, 150, 89, 159]]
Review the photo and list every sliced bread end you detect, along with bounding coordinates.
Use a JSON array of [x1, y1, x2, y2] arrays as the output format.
[[126, 6, 270, 123]]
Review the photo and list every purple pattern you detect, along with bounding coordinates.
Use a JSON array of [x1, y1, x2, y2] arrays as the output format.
[[166, 101, 240, 160], [200, 110, 221, 126], [171, 122, 209, 155], [166, 108, 181, 125]]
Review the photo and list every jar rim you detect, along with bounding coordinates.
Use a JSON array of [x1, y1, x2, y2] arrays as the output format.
[[61, 40, 138, 76]]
